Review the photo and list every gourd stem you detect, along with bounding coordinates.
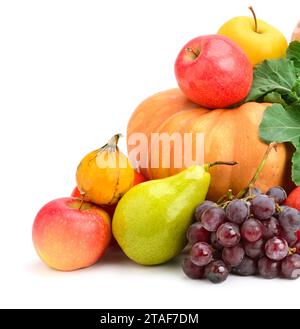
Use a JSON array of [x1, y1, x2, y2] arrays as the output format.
[[249, 6, 258, 33], [96, 134, 122, 156], [237, 142, 277, 198], [107, 134, 122, 149]]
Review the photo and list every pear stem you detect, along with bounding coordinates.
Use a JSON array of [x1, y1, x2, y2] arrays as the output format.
[[237, 142, 278, 198], [208, 161, 238, 168], [248, 6, 258, 33]]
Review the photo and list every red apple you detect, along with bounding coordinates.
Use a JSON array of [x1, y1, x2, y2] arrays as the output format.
[[285, 187, 300, 211], [285, 187, 300, 241], [71, 186, 82, 198], [133, 170, 147, 185], [174, 34, 253, 109], [32, 197, 111, 271]]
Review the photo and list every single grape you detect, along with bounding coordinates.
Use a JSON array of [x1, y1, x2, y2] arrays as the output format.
[[262, 217, 281, 239], [266, 186, 287, 205], [194, 201, 216, 221], [182, 257, 205, 279], [216, 222, 241, 247], [241, 218, 263, 242], [250, 195, 275, 220], [281, 254, 300, 279], [201, 207, 226, 232], [245, 187, 262, 198], [244, 239, 264, 259], [265, 237, 288, 261], [222, 245, 245, 267], [210, 232, 223, 251], [280, 229, 298, 246], [258, 257, 280, 279], [278, 207, 300, 232], [190, 242, 213, 267], [233, 256, 257, 276], [226, 199, 250, 224], [186, 222, 210, 244], [204, 260, 229, 284]]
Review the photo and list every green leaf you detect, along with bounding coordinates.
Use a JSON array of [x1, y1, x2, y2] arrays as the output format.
[[246, 59, 297, 102], [292, 145, 300, 185], [259, 103, 300, 145], [293, 78, 300, 97], [263, 91, 287, 106], [287, 41, 300, 76]]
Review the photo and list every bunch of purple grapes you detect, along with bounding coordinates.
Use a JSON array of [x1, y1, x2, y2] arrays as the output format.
[[182, 186, 300, 283]]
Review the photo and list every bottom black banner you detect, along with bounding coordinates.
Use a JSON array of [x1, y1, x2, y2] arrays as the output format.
[[0, 309, 289, 327]]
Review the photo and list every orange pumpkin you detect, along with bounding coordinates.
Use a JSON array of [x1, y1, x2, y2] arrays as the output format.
[[127, 89, 293, 201]]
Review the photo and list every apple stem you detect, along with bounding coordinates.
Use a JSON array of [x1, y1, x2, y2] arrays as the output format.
[[248, 6, 258, 33], [237, 142, 278, 198], [79, 195, 84, 210], [186, 47, 199, 58]]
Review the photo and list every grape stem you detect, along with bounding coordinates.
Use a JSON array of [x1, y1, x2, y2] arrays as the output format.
[[218, 189, 235, 206], [275, 204, 283, 213], [237, 142, 278, 198], [227, 189, 233, 201]]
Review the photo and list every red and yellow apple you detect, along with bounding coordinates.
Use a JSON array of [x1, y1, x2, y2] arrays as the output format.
[[32, 197, 111, 271], [174, 34, 253, 109]]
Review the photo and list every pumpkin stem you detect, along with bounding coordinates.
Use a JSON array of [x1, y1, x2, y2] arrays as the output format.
[[249, 6, 258, 33], [237, 142, 278, 198], [208, 161, 238, 168]]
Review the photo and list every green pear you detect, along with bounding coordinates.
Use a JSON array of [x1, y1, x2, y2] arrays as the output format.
[[112, 165, 211, 265]]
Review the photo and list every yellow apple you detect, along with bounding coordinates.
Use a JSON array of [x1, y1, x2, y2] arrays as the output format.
[[218, 7, 288, 66]]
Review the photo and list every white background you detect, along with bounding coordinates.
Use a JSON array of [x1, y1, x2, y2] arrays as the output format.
[[0, 0, 299, 309]]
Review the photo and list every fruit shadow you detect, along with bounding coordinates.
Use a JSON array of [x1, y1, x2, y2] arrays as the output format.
[[96, 245, 182, 272]]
